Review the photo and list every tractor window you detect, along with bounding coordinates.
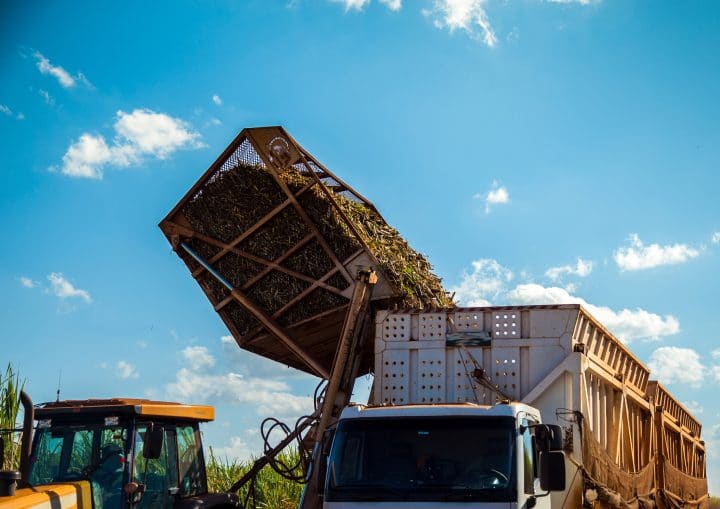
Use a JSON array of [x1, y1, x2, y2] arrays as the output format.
[[28, 431, 64, 484], [28, 424, 127, 509], [68, 430, 93, 474], [177, 424, 206, 497], [133, 424, 178, 509]]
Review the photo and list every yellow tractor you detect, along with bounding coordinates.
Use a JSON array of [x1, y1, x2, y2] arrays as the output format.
[[0, 392, 238, 508]]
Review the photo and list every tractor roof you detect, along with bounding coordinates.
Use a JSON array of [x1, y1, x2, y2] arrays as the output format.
[[35, 398, 214, 422]]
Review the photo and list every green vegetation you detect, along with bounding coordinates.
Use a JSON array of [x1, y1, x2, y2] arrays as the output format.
[[206, 448, 303, 509], [0, 363, 24, 470]]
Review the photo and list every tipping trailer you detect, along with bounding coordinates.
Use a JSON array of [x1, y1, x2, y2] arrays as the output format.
[[158, 127, 709, 509]]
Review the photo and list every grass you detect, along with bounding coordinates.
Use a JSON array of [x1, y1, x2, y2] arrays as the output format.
[[206, 447, 304, 509], [0, 363, 24, 471]]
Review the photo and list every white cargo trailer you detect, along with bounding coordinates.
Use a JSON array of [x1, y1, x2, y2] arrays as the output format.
[[325, 304, 707, 508]]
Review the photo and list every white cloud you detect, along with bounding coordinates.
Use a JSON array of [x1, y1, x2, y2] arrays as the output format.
[[331, 0, 371, 10], [712, 366, 720, 384], [47, 273, 91, 303], [683, 401, 704, 415], [181, 346, 216, 371], [379, 0, 402, 10], [39, 89, 55, 105], [474, 180, 509, 213], [647, 347, 705, 388], [219, 335, 305, 379], [712, 232, 720, 244], [211, 94, 222, 106], [0, 105, 23, 120], [19, 276, 38, 288], [114, 108, 203, 158], [211, 436, 252, 461], [450, 259, 513, 306], [34, 51, 92, 89], [712, 348, 720, 360], [507, 283, 679, 342], [166, 368, 312, 417], [425, 0, 498, 47], [545, 257, 593, 281], [58, 109, 203, 179], [116, 360, 139, 379], [613, 234, 699, 271], [60, 134, 112, 179]]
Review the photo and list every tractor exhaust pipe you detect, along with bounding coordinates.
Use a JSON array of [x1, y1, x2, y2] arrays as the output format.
[[17, 391, 33, 487]]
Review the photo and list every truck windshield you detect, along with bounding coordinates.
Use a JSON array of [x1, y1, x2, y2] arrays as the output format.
[[28, 422, 128, 509], [326, 416, 516, 503]]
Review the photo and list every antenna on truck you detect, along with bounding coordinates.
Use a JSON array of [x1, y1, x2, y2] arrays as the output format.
[[55, 370, 62, 402]]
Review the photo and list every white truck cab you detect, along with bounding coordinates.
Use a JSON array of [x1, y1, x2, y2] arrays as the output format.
[[319, 402, 565, 508]]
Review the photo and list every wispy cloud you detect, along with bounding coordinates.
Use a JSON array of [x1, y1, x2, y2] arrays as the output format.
[[683, 401, 704, 415], [116, 360, 139, 379], [19, 276, 38, 289], [450, 259, 513, 306], [212, 94, 222, 106], [614, 234, 700, 271], [474, 180, 509, 213], [330, 0, 370, 11], [34, 51, 92, 89], [424, 0, 497, 47], [39, 89, 55, 106], [379, 0, 402, 10], [181, 345, 216, 371], [451, 258, 679, 342], [57, 108, 204, 179], [712, 232, 720, 244], [166, 342, 312, 419], [47, 273, 92, 303], [545, 257, 593, 281], [647, 347, 705, 388], [329, 0, 401, 11], [1, 104, 24, 120]]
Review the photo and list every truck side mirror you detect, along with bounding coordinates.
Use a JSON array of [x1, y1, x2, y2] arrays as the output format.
[[539, 451, 565, 491], [316, 429, 335, 495], [534, 424, 563, 451], [143, 423, 164, 460]]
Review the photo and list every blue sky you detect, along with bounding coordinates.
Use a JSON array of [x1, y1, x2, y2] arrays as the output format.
[[2, 0, 719, 493]]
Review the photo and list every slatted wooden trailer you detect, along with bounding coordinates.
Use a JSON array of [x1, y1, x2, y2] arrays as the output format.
[[372, 305, 709, 508]]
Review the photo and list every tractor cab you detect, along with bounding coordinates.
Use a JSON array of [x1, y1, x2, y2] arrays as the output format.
[[22, 398, 236, 509]]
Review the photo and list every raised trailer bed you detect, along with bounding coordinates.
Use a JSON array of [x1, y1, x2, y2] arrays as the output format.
[[160, 126, 450, 377]]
